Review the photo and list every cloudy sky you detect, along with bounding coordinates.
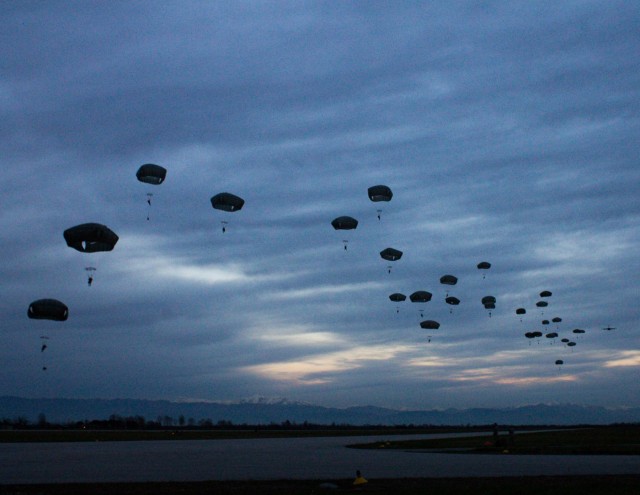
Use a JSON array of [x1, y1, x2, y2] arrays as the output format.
[[2, 1, 639, 410]]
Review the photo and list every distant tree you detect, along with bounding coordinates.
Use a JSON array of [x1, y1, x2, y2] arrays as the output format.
[[178, 414, 185, 427], [187, 417, 195, 427], [37, 413, 47, 427]]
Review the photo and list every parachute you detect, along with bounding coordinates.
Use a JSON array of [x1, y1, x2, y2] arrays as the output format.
[[367, 185, 392, 220], [136, 164, 167, 185], [536, 301, 548, 307], [540, 290, 552, 298], [136, 164, 167, 220], [63, 223, 119, 253], [555, 360, 564, 367], [439, 275, 458, 296], [331, 216, 358, 230], [211, 192, 245, 212], [410, 291, 433, 303], [389, 293, 407, 302], [572, 328, 586, 334], [28, 299, 69, 321], [545, 332, 558, 338], [380, 248, 403, 272], [481, 296, 496, 316], [211, 192, 245, 232], [389, 292, 406, 313], [331, 216, 358, 250], [445, 296, 460, 313], [516, 308, 526, 315], [477, 261, 491, 278], [420, 320, 440, 330], [552, 317, 562, 323]]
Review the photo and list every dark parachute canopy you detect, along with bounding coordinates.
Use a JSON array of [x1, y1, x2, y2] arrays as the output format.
[[439, 274, 458, 286], [63, 223, 119, 253], [28, 299, 68, 321], [477, 261, 491, 270], [420, 320, 440, 330], [567, 341, 577, 347], [389, 293, 407, 302], [572, 328, 586, 334], [555, 360, 564, 366], [542, 319, 550, 325], [380, 247, 403, 261], [552, 317, 562, 323], [211, 192, 245, 212], [136, 164, 167, 185], [410, 291, 432, 303], [561, 338, 570, 343], [540, 290, 552, 298], [445, 296, 460, 306], [516, 308, 526, 315], [536, 301, 549, 308], [367, 185, 393, 202], [481, 295, 496, 306], [331, 216, 358, 230], [546, 332, 558, 338]]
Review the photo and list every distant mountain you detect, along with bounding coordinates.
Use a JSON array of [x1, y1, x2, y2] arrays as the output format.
[[1, 396, 639, 426]]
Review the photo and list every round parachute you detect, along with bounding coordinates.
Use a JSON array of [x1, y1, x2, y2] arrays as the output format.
[[420, 320, 440, 330], [445, 296, 460, 306], [28, 299, 69, 321], [63, 223, 119, 253], [389, 293, 407, 302], [516, 308, 526, 315], [210, 192, 245, 212], [439, 275, 458, 286], [136, 164, 167, 185], [536, 301, 548, 308], [410, 291, 432, 303], [331, 216, 358, 230], [380, 248, 403, 261], [367, 185, 393, 202]]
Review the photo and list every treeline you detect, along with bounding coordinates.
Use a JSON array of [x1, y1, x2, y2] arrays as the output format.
[[0, 414, 496, 431]]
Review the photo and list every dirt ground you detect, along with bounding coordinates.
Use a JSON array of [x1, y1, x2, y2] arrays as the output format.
[[2, 475, 640, 495]]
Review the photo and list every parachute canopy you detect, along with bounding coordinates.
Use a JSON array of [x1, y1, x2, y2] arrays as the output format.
[[410, 291, 432, 303], [380, 248, 403, 261], [516, 308, 526, 315], [552, 317, 562, 323], [536, 301, 549, 308], [477, 261, 491, 270], [555, 360, 564, 365], [136, 164, 167, 185], [367, 185, 393, 202], [420, 320, 440, 330], [211, 192, 245, 212], [540, 290, 552, 298], [572, 328, 586, 334], [445, 296, 460, 306], [481, 295, 496, 305], [28, 299, 68, 321], [63, 223, 119, 253], [546, 332, 558, 338], [389, 293, 407, 302], [439, 274, 458, 286], [331, 216, 358, 230]]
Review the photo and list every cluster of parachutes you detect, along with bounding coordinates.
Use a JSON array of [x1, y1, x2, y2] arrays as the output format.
[[516, 290, 588, 368], [385, 262, 497, 341]]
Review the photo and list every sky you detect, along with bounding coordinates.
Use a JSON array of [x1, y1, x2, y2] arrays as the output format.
[[1, 1, 639, 411]]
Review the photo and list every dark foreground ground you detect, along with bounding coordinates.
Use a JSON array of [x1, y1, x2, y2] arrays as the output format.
[[2, 476, 640, 495]]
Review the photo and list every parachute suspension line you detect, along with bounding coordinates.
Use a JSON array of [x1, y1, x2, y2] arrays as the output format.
[[146, 193, 153, 221]]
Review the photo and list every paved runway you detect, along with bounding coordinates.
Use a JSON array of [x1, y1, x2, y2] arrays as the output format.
[[1, 433, 639, 484]]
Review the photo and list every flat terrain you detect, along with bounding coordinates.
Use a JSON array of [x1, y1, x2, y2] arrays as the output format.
[[2, 475, 640, 495]]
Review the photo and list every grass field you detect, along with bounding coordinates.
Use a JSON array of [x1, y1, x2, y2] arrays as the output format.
[[348, 425, 640, 455], [2, 476, 640, 495]]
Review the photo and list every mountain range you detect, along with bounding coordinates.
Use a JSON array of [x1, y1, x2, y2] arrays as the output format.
[[2, 396, 639, 426]]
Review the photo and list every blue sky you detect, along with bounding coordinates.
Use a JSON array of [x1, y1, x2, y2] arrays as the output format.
[[1, 1, 639, 410]]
